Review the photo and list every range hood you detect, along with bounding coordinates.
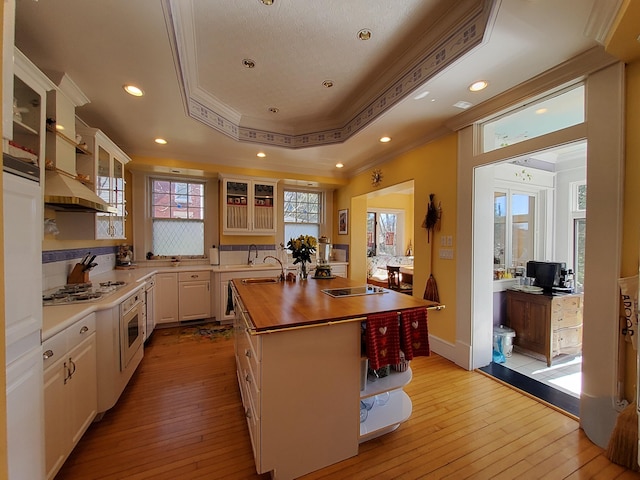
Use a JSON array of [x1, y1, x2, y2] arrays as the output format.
[[44, 170, 116, 213]]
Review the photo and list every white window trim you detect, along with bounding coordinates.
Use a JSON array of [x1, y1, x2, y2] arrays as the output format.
[[367, 207, 405, 257]]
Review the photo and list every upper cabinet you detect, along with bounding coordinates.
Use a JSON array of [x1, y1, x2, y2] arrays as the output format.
[[221, 176, 277, 235], [3, 48, 54, 185], [76, 127, 130, 239]]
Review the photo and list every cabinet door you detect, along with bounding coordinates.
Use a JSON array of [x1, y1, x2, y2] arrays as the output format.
[[223, 179, 249, 232], [67, 334, 98, 446], [179, 281, 211, 321], [252, 181, 275, 233], [95, 144, 112, 239], [43, 357, 68, 480], [156, 273, 179, 324], [110, 156, 126, 238], [222, 178, 277, 235], [220, 282, 236, 324]]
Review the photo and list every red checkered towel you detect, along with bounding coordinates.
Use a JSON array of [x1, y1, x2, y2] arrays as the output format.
[[400, 307, 430, 360], [365, 312, 401, 370]]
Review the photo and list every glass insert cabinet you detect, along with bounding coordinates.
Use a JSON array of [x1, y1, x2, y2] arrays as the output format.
[[221, 176, 277, 235]]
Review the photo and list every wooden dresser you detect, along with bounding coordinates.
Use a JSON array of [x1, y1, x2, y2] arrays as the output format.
[[505, 290, 583, 366]]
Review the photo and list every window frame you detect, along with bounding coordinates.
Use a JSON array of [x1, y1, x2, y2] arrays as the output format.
[[283, 187, 324, 244]]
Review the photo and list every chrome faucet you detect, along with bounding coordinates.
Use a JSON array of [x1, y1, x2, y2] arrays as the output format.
[[263, 255, 285, 282], [248, 244, 259, 265]]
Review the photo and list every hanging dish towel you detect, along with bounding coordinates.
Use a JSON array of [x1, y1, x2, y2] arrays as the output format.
[[400, 307, 430, 360], [365, 312, 401, 370]]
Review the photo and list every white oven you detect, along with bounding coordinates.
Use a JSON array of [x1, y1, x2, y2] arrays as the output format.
[[120, 290, 144, 371]]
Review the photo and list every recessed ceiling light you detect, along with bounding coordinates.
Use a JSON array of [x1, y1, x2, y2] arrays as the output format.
[[257, 152, 266, 158], [55, 124, 65, 131], [414, 91, 430, 100], [379, 136, 391, 143], [123, 85, 144, 97], [336, 163, 344, 168], [453, 100, 473, 109], [155, 138, 167, 145], [242, 59, 256, 68], [260, 0, 274, 4], [358, 29, 372, 41], [469, 80, 488, 92], [535, 108, 548, 115], [268, 107, 279, 113], [322, 80, 334, 88]]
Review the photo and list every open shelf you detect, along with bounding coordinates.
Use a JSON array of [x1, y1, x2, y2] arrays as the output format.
[[361, 367, 412, 399], [359, 390, 412, 443]]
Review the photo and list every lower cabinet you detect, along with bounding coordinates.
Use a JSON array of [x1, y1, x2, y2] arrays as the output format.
[[216, 268, 281, 324], [155, 272, 179, 324], [156, 271, 213, 324], [43, 313, 97, 480], [506, 290, 583, 366], [178, 271, 211, 321]]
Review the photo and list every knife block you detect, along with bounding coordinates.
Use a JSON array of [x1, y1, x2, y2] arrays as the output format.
[[67, 263, 89, 285]]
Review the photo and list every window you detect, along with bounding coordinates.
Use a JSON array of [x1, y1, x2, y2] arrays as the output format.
[[151, 178, 205, 256], [283, 190, 321, 242], [367, 210, 403, 256], [494, 190, 536, 269], [571, 182, 587, 288], [481, 84, 585, 153]]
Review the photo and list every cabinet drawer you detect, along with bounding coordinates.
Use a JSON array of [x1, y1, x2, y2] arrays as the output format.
[[178, 271, 210, 282], [66, 314, 96, 351], [42, 332, 67, 371], [242, 365, 261, 418], [241, 335, 261, 390]]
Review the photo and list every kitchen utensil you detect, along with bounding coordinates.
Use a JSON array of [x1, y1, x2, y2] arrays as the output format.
[[80, 253, 91, 265], [85, 255, 96, 267], [84, 262, 98, 271]]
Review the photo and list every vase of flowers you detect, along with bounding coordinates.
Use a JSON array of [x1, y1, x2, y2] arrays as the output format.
[[286, 235, 317, 280]]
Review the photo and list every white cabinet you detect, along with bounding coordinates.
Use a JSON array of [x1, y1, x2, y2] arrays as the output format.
[[144, 275, 156, 341], [43, 314, 97, 480], [74, 126, 130, 239], [215, 268, 281, 324], [156, 272, 179, 324], [329, 262, 347, 278], [221, 176, 277, 235], [178, 271, 212, 321], [3, 49, 50, 480], [232, 285, 360, 479]]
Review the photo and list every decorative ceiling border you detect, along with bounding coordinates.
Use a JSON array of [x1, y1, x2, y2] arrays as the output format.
[[165, 0, 494, 149]]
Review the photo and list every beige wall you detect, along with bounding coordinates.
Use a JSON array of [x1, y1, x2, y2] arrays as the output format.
[[334, 134, 458, 344]]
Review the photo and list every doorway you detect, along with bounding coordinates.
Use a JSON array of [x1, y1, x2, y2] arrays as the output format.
[[476, 142, 586, 415]]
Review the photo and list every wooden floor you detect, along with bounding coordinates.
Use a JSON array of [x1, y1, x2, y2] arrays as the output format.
[[56, 326, 640, 480]]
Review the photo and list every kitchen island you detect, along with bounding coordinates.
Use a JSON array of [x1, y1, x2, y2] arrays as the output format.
[[231, 276, 437, 480]]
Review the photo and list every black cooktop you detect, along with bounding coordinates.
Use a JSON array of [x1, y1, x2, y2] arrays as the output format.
[[321, 285, 387, 298]]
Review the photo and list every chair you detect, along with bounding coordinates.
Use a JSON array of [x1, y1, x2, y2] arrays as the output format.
[[387, 266, 413, 295]]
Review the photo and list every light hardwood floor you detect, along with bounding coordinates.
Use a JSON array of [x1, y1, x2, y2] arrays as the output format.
[[56, 326, 640, 479]]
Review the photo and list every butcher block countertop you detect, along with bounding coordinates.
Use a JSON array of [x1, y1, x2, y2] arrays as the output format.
[[232, 276, 439, 332]]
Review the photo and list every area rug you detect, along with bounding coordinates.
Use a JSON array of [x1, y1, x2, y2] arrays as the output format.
[[154, 323, 233, 344]]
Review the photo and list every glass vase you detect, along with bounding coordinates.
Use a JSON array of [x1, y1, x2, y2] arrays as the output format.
[[299, 261, 309, 280]]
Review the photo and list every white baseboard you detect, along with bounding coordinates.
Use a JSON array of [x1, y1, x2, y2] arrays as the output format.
[[428, 334, 473, 370]]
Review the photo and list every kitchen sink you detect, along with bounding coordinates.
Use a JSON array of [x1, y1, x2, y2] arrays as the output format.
[[241, 277, 280, 284]]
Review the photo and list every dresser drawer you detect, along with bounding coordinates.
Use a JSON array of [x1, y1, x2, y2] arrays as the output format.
[[553, 325, 583, 356]]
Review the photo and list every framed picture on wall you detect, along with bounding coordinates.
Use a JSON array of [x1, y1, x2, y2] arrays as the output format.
[[338, 209, 348, 235]]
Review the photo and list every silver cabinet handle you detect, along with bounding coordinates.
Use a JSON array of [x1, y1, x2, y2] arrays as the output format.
[[43, 349, 54, 360], [79, 326, 89, 334], [245, 349, 251, 358], [191, 274, 198, 278], [245, 408, 252, 419], [245, 374, 251, 383]]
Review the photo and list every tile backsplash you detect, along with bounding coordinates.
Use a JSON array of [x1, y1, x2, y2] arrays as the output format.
[[42, 247, 118, 291]]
